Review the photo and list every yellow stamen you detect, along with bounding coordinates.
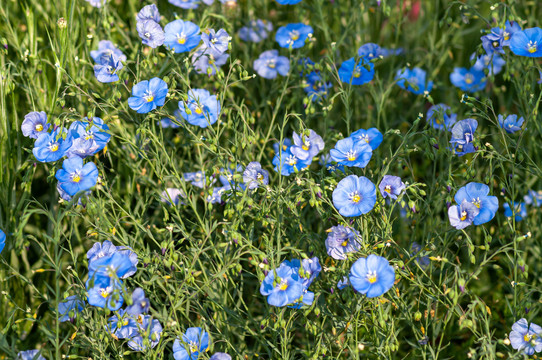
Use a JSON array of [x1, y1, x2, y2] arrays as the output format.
[[195, 106, 203, 115], [36, 124, 44, 132], [72, 174, 81, 183], [178, 36, 186, 44], [352, 194, 361, 203], [50, 144, 59, 152], [341, 240, 348, 247], [367, 274, 377, 284]]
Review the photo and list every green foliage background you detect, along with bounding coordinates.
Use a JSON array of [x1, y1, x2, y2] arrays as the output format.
[[1, 0, 542, 358]]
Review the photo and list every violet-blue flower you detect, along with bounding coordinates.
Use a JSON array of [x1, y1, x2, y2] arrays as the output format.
[[349, 254, 395, 298], [55, 157, 98, 197], [275, 23, 312, 49], [291, 129, 324, 160], [253, 49, 290, 79], [509, 318, 542, 355], [128, 77, 168, 114], [379, 175, 405, 200], [21, 111, 50, 139], [178, 88, 220, 128], [338, 57, 374, 85], [238, 19, 273, 43], [426, 104, 457, 130], [332, 175, 377, 217], [454, 182, 498, 225], [242, 162, 269, 189], [32, 128, 73, 163], [396, 67, 433, 94], [510, 27, 542, 57], [137, 20, 165, 48], [498, 114, 524, 134], [350, 127, 383, 150], [173, 327, 210, 360], [329, 137, 373, 168], [164, 20, 201, 53], [448, 199, 480, 229], [325, 225, 361, 260]]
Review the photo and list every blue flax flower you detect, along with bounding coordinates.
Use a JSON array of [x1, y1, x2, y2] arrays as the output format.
[[87, 241, 138, 278], [426, 104, 457, 130], [192, 46, 230, 75], [330, 137, 372, 168], [357, 43, 382, 60], [88, 250, 137, 280], [173, 327, 210, 360], [524, 190, 542, 207], [128, 316, 163, 351], [502, 20, 522, 46], [239, 19, 273, 43], [338, 57, 374, 85], [86, 275, 124, 311], [396, 67, 433, 94], [21, 111, 50, 139], [90, 40, 126, 63], [275, 0, 302, 3], [164, 20, 201, 53], [325, 225, 361, 260], [183, 171, 207, 188], [67, 117, 111, 158], [169, 0, 200, 8], [448, 199, 480, 229], [481, 27, 505, 55], [498, 114, 524, 133], [93, 53, 123, 83], [449, 118, 477, 157], [17, 350, 46, 360], [272, 147, 311, 176], [379, 175, 405, 200], [178, 89, 220, 128], [137, 4, 160, 23], [320, 152, 345, 173], [137, 20, 165, 48], [301, 257, 321, 287], [303, 72, 332, 101], [161, 188, 186, 206], [126, 288, 150, 316], [210, 354, 231, 360], [55, 157, 98, 197], [450, 67, 486, 92], [33, 128, 73, 163], [0, 229, 5, 254], [349, 254, 395, 298], [253, 50, 290, 79], [291, 129, 324, 160], [350, 127, 383, 150], [510, 28, 542, 57], [58, 295, 84, 322], [243, 162, 269, 189], [108, 309, 138, 339], [332, 175, 377, 217], [128, 78, 168, 114], [275, 23, 312, 49], [504, 202, 527, 222], [454, 182, 498, 225], [509, 318, 542, 356], [472, 53, 505, 75], [260, 260, 304, 307], [202, 29, 230, 54]]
